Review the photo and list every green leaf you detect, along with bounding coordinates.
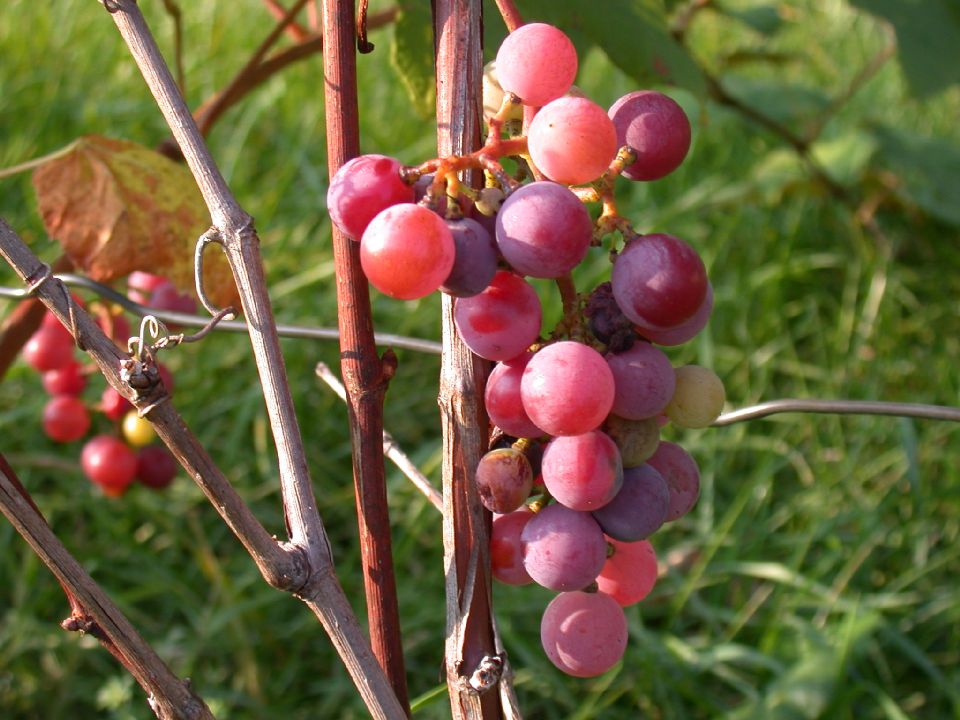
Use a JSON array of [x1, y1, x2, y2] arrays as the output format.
[[850, 0, 960, 97], [810, 130, 877, 187], [717, 2, 784, 35], [390, 2, 435, 119], [519, 0, 707, 97], [719, 75, 830, 130], [869, 122, 960, 227]]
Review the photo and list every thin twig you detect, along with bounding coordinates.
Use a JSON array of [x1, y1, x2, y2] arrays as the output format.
[[321, 0, 410, 709], [492, 0, 522, 32], [713, 399, 960, 426], [0, 456, 214, 720], [94, 3, 406, 716], [316, 362, 444, 512], [0, 273, 442, 354], [159, 0, 186, 95], [261, 0, 311, 41]]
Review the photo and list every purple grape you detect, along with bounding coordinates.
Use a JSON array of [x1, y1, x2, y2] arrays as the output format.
[[606, 341, 675, 420], [440, 218, 499, 297], [647, 441, 700, 521], [608, 91, 691, 181], [591, 464, 669, 541], [585, 282, 637, 352], [521, 504, 607, 591], [495, 182, 593, 278], [611, 233, 707, 329]]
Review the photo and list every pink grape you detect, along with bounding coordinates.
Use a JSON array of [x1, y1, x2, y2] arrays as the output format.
[[81, 435, 138, 497], [521, 503, 607, 591], [127, 271, 169, 304], [495, 23, 577, 107], [360, 204, 455, 300], [148, 282, 197, 316], [521, 341, 614, 436], [136, 445, 178, 490], [23, 325, 74, 372], [591, 463, 669, 541], [439, 217, 498, 298], [597, 538, 658, 607], [608, 91, 691, 181], [611, 233, 707, 329], [491, 509, 534, 585], [454, 271, 541, 360], [541, 431, 623, 511], [42, 361, 87, 396], [485, 352, 544, 438], [495, 182, 593, 278], [606, 341, 675, 420], [647, 440, 701, 521], [327, 154, 415, 240], [638, 282, 713, 346], [541, 590, 627, 677], [476, 448, 534, 513], [42, 395, 90, 443], [528, 97, 618, 184]]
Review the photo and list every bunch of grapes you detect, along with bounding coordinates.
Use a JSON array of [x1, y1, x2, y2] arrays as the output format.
[[21, 272, 187, 496], [327, 22, 726, 678]]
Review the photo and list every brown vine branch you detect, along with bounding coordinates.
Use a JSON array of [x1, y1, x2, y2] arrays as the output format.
[[261, 0, 311, 41], [433, 1, 514, 718], [321, 0, 410, 710], [315, 362, 444, 512], [492, 0, 523, 33], [92, 2, 406, 716], [0, 452, 213, 720]]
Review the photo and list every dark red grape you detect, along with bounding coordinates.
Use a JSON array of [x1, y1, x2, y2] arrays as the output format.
[[608, 91, 691, 181], [475, 448, 533, 513], [591, 463, 669, 541], [42, 395, 90, 442]]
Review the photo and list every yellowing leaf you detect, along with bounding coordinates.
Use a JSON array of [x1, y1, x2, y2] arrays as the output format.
[[32, 135, 239, 310]]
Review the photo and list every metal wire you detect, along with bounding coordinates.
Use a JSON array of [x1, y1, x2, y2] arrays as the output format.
[[0, 273, 443, 355], [5, 273, 960, 425]]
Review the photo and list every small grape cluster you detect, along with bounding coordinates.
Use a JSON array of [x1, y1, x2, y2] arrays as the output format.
[[21, 271, 190, 496], [327, 22, 725, 678]]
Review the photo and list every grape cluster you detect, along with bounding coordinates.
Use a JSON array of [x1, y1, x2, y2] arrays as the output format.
[[21, 272, 186, 496], [327, 21, 726, 679]]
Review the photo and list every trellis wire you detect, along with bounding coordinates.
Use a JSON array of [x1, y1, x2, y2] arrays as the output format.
[[4, 274, 960, 426]]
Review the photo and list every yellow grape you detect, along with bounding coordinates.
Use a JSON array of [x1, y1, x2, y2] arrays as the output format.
[[665, 365, 725, 429], [122, 410, 156, 447]]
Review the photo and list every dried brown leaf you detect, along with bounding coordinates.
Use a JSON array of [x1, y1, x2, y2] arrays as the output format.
[[32, 135, 239, 309]]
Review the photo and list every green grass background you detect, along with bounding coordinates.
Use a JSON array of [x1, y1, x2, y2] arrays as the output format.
[[1, 0, 959, 718]]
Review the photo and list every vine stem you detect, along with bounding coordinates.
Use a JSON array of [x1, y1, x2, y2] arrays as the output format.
[[94, 2, 405, 717], [492, 0, 523, 32], [0, 453, 213, 720], [433, 1, 516, 718], [321, 0, 410, 710]]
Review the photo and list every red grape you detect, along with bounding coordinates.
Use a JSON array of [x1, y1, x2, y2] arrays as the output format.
[[541, 591, 627, 677], [541, 431, 623, 511], [360, 204, 455, 300], [606, 341, 675, 420], [495, 23, 577, 107], [491, 509, 534, 585], [485, 352, 544, 438], [101, 387, 133, 422], [454, 271, 542, 360], [608, 91, 691, 181], [495, 182, 593, 278], [521, 504, 607, 591], [611, 233, 707, 329], [42, 360, 87, 396], [81, 435, 138, 496], [327, 154, 415, 240], [520, 341, 614, 436], [597, 538, 657, 607], [136, 445, 178, 490], [528, 98, 618, 185], [23, 325, 74, 372], [637, 282, 713, 346], [42, 396, 91, 442]]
